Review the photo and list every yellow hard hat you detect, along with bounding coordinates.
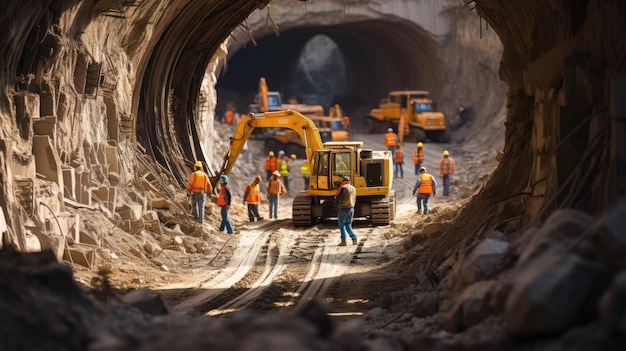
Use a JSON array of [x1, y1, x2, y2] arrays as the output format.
[[417, 142, 423, 148], [290, 154, 297, 160], [193, 161, 202, 170], [443, 150, 449, 156], [269, 151, 275, 156]]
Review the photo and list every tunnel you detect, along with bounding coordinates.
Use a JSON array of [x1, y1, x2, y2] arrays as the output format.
[[1, 0, 625, 349]]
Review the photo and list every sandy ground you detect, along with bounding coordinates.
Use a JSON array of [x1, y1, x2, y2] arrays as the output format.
[[70, 107, 504, 327]]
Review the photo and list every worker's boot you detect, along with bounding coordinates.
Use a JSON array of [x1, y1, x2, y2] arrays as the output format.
[[338, 239, 347, 246], [352, 238, 358, 245]]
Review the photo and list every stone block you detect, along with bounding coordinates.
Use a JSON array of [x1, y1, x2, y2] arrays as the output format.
[[505, 250, 611, 338], [457, 238, 509, 284], [121, 288, 170, 316], [33, 116, 57, 140], [116, 204, 143, 221], [589, 196, 626, 270], [33, 135, 64, 194], [105, 144, 118, 173], [62, 167, 76, 199], [63, 247, 95, 268]]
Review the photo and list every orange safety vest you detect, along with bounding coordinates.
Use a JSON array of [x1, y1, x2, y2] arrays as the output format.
[[225, 110, 233, 125], [418, 173, 434, 194], [413, 148, 424, 164], [186, 171, 212, 193], [268, 178, 285, 195], [394, 149, 404, 163], [217, 185, 229, 206], [439, 157, 456, 175], [385, 132, 397, 147], [245, 183, 261, 203], [264, 156, 277, 171]]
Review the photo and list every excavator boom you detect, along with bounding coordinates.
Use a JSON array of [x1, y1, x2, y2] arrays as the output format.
[[212, 110, 323, 188]]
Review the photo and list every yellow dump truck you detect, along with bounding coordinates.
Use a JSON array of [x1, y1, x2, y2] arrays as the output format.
[[365, 90, 450, 142]]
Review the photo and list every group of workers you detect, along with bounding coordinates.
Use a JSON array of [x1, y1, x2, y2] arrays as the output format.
[[184, 127, 456, 245], [385, 127, 457, 214]]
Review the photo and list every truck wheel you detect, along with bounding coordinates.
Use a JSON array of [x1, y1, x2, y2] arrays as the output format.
[[416, 129, 426, 142]]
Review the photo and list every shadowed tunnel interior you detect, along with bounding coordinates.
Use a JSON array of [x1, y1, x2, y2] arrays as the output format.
[[216, 19, 445, 125]]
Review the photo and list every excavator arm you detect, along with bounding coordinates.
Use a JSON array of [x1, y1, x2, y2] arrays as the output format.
[[211, 110, 325, 189]]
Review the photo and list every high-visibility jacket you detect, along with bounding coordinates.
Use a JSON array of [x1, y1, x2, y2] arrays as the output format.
[[384, 132, 398, 147], [394, 149, 404, 163], [413, 148, 424, 165], [225, 110, 233, 125], [244, 183, 261, 204], [301, 162, 309, 175], [268, 177, 286, 195], [186, 170, 212, 193], [279, 159, 289, 176], [413, 173, 436, 195], [439, 157, 456, 175], [264, 156, 277, 171], [217, 184, 231, 206]]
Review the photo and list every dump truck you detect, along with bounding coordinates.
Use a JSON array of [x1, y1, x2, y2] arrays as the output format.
[[212, 109, 396, 226], [365, 90, 449, 142]]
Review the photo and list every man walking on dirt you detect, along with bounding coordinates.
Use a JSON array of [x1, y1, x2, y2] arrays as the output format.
[[186, 161, 212, 224], [438, 150, 456, 196], [412, 142, 424, 175], [412, 167, 437, 215], [385, 128, 398, 157], [243, 175, 264, 222], [393, 145, 404, 178], [217, 175, 234, 234], [334, 176, 358, 246], [267, 170, 286, 219]]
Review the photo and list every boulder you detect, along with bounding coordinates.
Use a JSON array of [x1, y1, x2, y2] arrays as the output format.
[[412, 292, 439, 317], [437, 280, 496, 332], [505, 249, 611, 338], [457, 238, 509, 284], [589, 196, 626, 270]]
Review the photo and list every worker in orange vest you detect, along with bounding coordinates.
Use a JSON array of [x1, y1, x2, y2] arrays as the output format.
[[412, 142, 424, 175], [412, 167, 437, 215], [186, 161, 213, 223], [384, 127, 398, 157], [393, 145, 404, 178], [264, 151, 277, 180], [267, 170, 286, 219], [217, 174, 234, 234], [243, 175, 264, 222], [438, 150, 457, 196]]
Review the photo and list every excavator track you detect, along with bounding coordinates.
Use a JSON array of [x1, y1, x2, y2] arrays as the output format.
[[370, 191, 396, 225], [292, 192, 314, 227]]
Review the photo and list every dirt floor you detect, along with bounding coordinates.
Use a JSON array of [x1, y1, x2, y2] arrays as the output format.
[[69, 97, 506, 343]]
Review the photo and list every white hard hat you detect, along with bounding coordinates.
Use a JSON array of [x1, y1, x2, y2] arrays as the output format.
[[387, 128, 393, 132]]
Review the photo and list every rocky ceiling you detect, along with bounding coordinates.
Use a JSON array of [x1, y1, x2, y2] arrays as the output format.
[[0, 0, 624, 268]]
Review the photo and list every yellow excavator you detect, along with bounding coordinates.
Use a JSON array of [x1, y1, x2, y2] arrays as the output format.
[[212, 109, 395, 226]]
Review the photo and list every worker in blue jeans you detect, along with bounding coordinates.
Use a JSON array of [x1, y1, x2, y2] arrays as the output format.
[[217, 175, 234, 234], [334, 176, 358, 246]]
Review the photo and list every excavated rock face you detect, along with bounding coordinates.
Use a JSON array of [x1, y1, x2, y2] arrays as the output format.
[[0, 0, 625, 349]]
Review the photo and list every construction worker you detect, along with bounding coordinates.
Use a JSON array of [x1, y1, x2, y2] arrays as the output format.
[[300, 159, 310, 190], [264, 151, 277, 180], [217, 175, 234, 234], [186, 161, 212, 224], [438, 150, 456, 196], [412, 142, 424, 175], [393, 145, 404, 178], [334, 176, 357, 246], [412, 167, 437, 215], [385, 127, 398, 157], [243, 175, 264, 222], [278, 150, 290, 190], [267, 170, 286, 219]]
